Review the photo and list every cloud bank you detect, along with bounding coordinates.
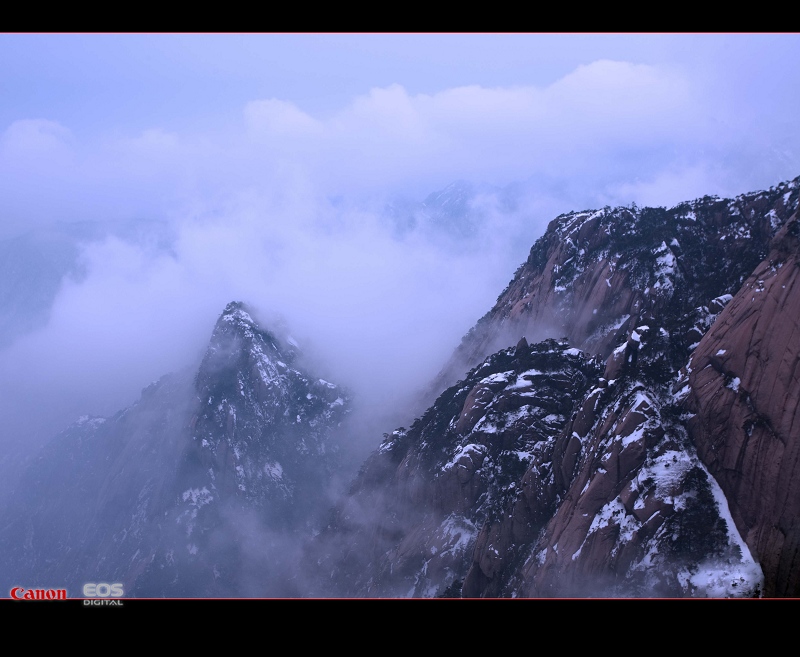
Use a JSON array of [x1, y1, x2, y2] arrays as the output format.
[[2, 57, 797, 233]]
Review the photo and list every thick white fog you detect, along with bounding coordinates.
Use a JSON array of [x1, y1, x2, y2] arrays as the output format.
[[1, 35, 799, 480], [0, 191, 534, 448]]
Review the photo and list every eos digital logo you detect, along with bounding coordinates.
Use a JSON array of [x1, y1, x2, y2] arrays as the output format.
[[83, 582, 124, 597], [83, 583, 124, 605]]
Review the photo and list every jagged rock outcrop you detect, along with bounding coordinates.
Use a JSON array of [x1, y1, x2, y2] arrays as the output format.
[[134, 302, 350, 596], [0, 301, 349, 597], [310, 339, 601, 597], [180, 302, 349, 530], [686, 212, 800, 596], [464, 327, 761, 598]]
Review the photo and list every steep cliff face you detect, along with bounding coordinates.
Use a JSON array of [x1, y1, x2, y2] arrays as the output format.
[[686, 213, 800, 597], [0, 302, 350, 597], [464, 177, 799, 597]]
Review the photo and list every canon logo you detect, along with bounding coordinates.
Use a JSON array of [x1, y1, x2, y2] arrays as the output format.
[[10, 587, 67, 600]]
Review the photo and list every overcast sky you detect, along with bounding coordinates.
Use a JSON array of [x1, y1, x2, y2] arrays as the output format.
[[2, 34, 799, 228], [1, 33, 799, 455]]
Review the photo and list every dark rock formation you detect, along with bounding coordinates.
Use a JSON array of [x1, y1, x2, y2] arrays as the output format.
[[0, 302, 349, 597], [310, 339, 601, 597], [468, 330, 760, 598]]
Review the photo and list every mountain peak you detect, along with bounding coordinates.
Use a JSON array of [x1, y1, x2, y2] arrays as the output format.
[[190, 301, 349, 512], [220, 300, 254, 324]]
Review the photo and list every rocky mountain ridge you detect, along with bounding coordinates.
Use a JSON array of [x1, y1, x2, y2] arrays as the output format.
[[433, 177, 799, 395], [308, 338, 602, 596], [314, 174, 800, 597]]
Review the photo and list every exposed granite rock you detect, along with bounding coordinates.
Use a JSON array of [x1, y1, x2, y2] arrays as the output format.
[[463, 325, 761, 598], [686, 213, 800, 596]]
